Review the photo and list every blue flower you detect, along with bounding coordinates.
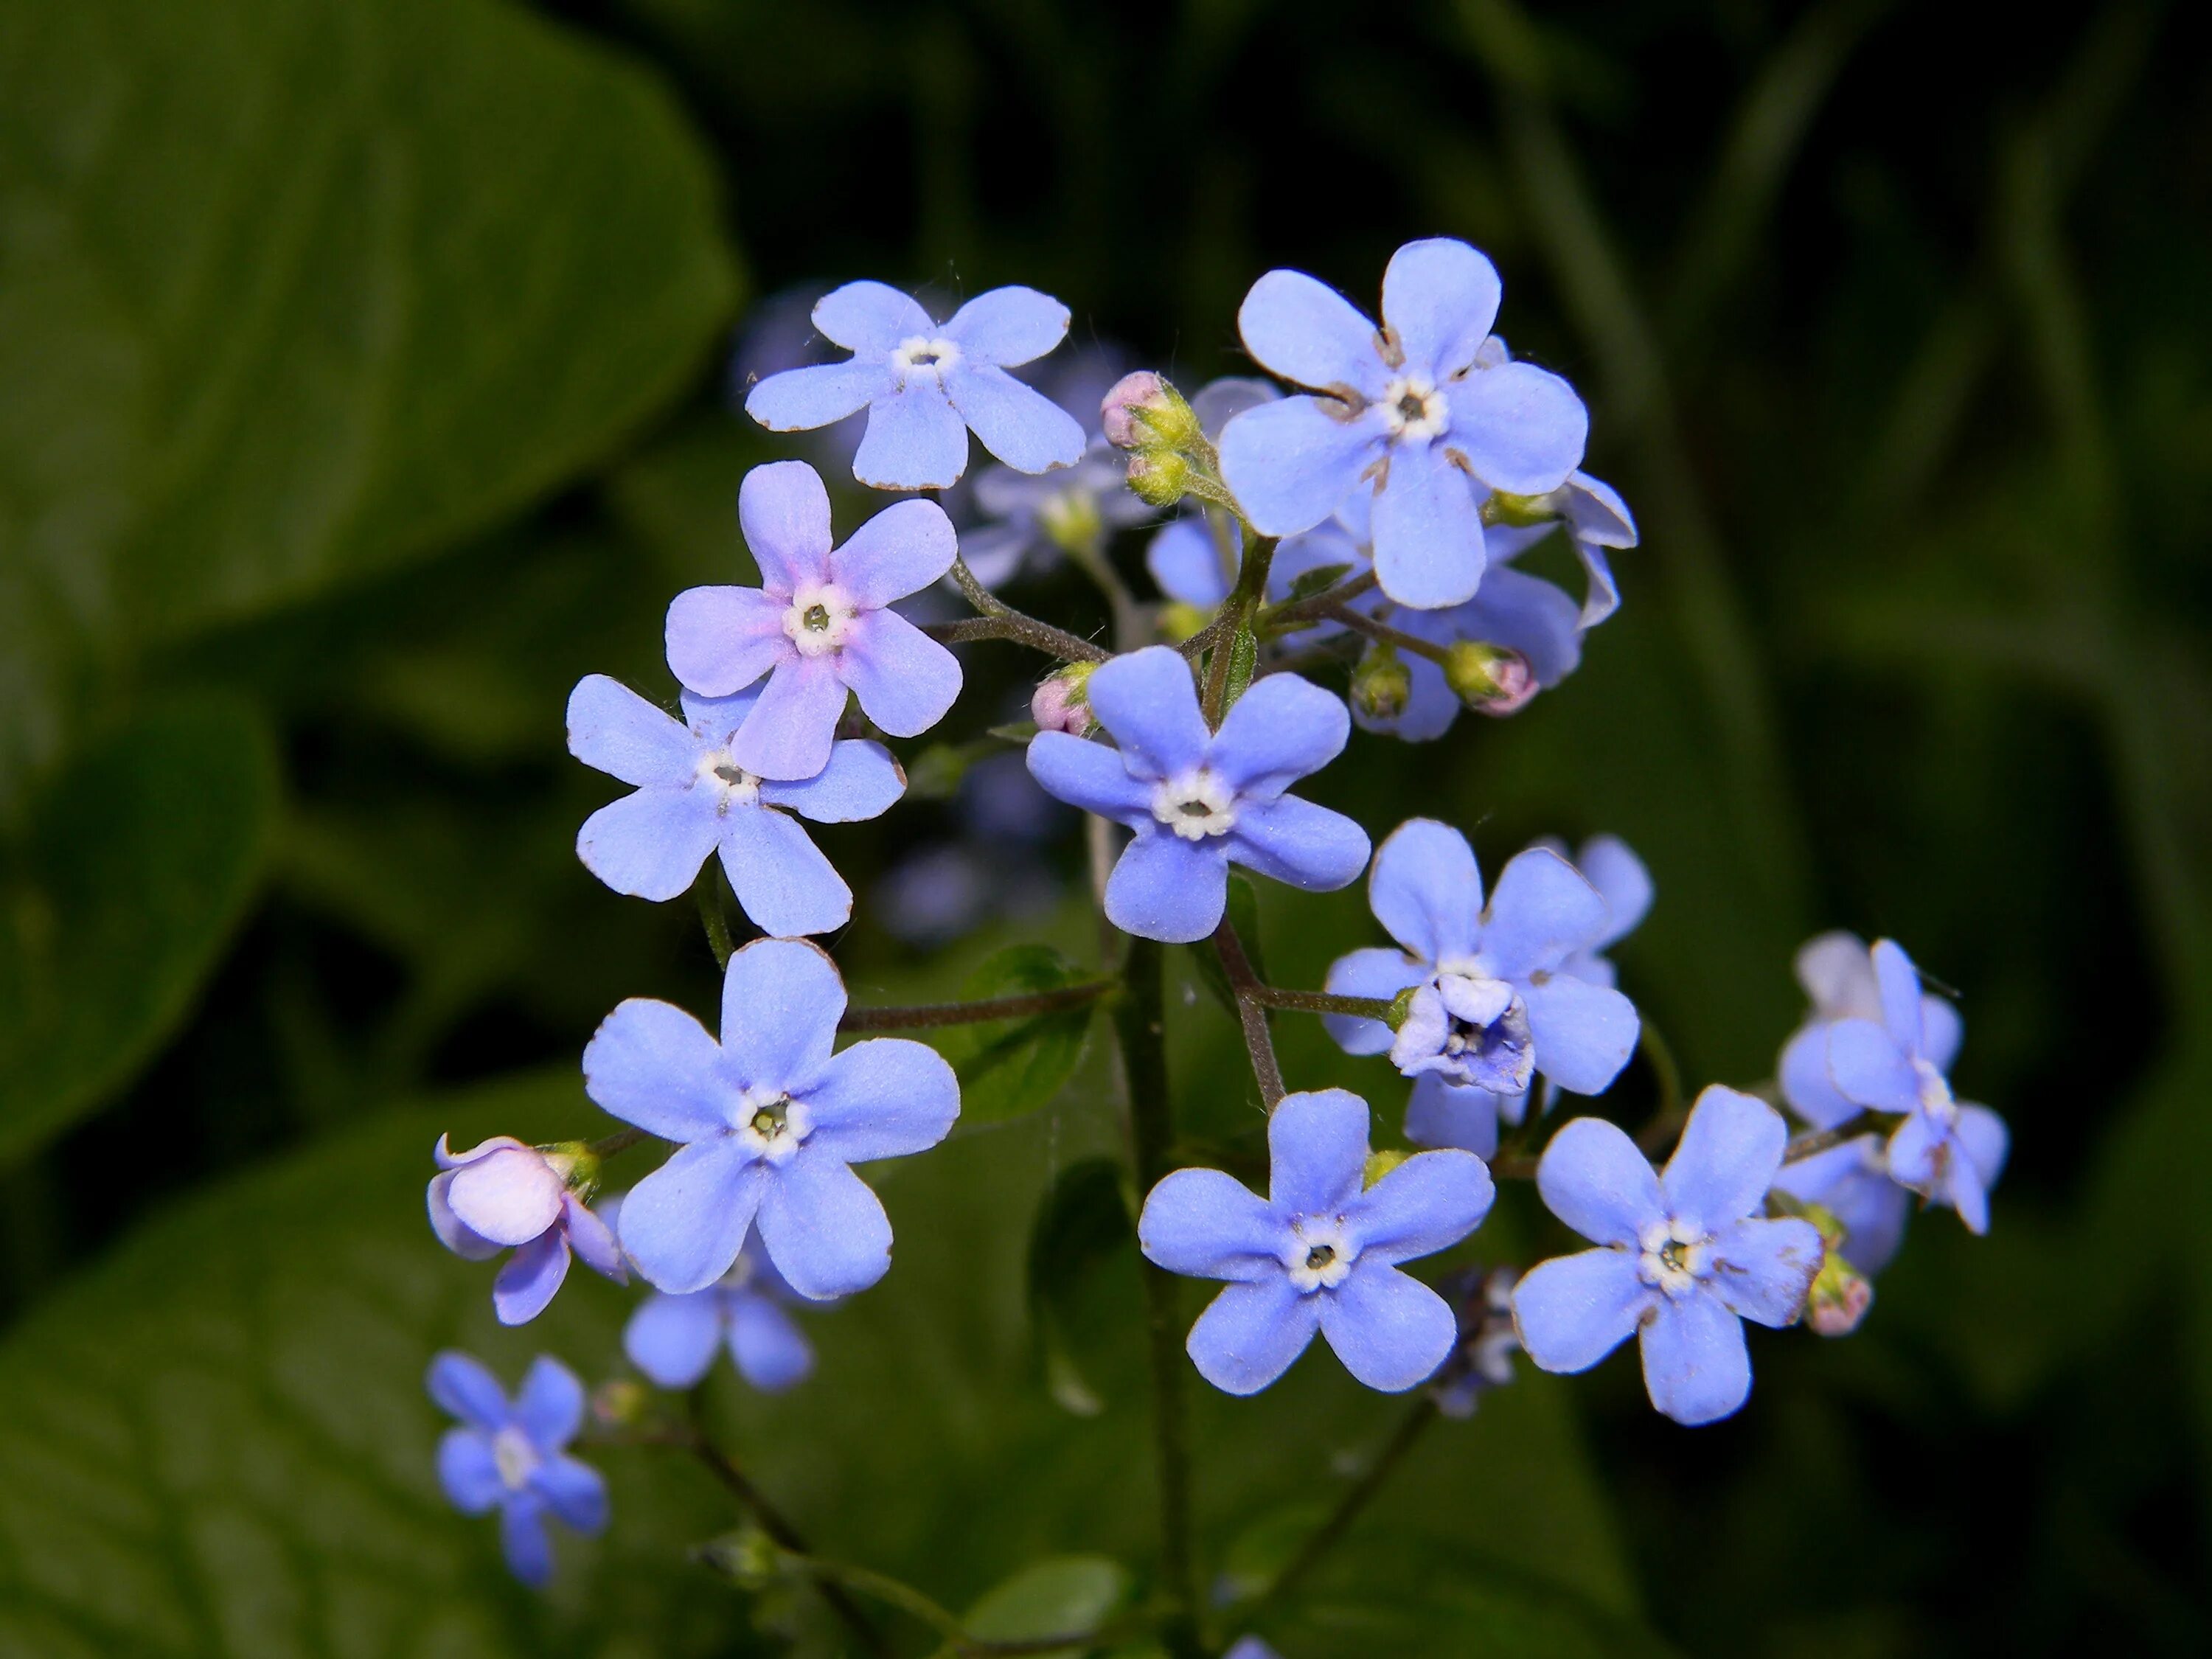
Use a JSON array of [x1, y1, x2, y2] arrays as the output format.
[[1217, 239, 1588, 609], [567, 673, 905, 936], [1779, 936, 2008, 1237], [1512, 1087, 1825, 1425], [666, 461, 964, 780], [744, 280, 1087, 490], [962, 437, 1155, 587], [1138, 1088, 1495, 1394], [1024, 646, 1371, 943], [1401, 834, 1652, 1159], [1427, 1265, 1522, 1419], [428, 1352, 607, 1587], [1324, 821, 1641, 1150], [427, 1135, 625, 1325], [585, 937, 959, 1298], [1473, 468, 1638, 631], [623, 1235, 825, 1393]]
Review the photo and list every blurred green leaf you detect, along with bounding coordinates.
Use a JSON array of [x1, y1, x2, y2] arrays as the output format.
[[1026, 1157, 1135, 1416], [963, 1554, 1130, 1655], [0, 0, 740, 804], [939, 945, 1099, 1126], [0, 700, 277, 1165]]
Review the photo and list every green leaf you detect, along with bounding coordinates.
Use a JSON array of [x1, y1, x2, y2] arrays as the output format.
[[1026, 1158, 1135, 1416], [1223, 624, 1261, 709], [938, 945, 1099, 1126], [963, 1555, 1130, 1655], [1284, 563, 1354, 604], [0, 0, 740, 803], [0, 700, 278, 1164]]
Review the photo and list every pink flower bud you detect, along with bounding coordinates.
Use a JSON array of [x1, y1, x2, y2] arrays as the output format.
[[1031, 665, 1096, 736], [1101, 371, 1200, 453]]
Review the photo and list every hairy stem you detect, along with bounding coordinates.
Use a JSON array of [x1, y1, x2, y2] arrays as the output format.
[[1212, 917, 1287, 1109], [838, 980, 1116, 1032], [923, 614, 1112, 663], [1260, 568, 1380, 632], [584, 1126, 651, 1161], [1317, 603, 1453, 667], [1202, 531, 1276, 726], [1241, 986, 1397, 1023], [1782, 1109, 1893, 1164]]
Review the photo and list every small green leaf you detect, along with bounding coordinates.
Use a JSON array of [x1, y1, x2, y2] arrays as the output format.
[[939, 945, 1099, 1126], [1285, 563, 1355, 603], [1223, 624, 1261, 709], [964, 1555, 1131, 1656], [1026, 1158, 1135, 1416], [0, 700, 278, 1165]]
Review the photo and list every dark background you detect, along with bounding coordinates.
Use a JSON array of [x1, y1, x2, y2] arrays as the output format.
[[2, 0, 2208, 1654]]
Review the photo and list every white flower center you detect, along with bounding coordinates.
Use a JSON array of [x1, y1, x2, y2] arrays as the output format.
[[698, 750, 762, 811], [737, 1088, 813, 1164], [1379, 373, 1450, 442], [891, 334, 962, 380], [492, 1425, 539, 1492], [1913, 1057, 1957, 1128], [1430, 967, 1515, 1054], [1638, 1217, 1712, 1298], [1284, 1217, 1358, 1292], [782, 580, 857, 658], [1150, 767, 1237, 841]]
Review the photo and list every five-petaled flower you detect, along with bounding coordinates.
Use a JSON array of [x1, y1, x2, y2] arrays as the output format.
[[622, 1234, 827, 1393], [1025, 646, 1371, 943], [585, 937, 959, 1298], [567, 673, 905, 936], [1512, 1086, 1825, 1425], [1778, 936, 2008, 1237], [427, 1136, 624, 1325], [1324, 820, 1641, 1152], [429, 1352, 607, 1587], [745, 280, 1087, 490], [1217, 238, 1588, 609], [1139, 1088, 1495, 1394], [666, 460, 963, 781]]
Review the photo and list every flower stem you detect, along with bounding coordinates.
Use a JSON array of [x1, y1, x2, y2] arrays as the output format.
[[1782, 1109, 1893, 1164], [1316, 603, 1454, 667], [1632, 1020, 1688, 1155], [1239, 986, 1397, 1023], [1211, 917, 1286, 1110], [1250, 1397, 1439, 1621], [1259, 568, 1380, 632], [584, 1125, 651, 1161], [924, 613, 1113, 663], [1202, 530, 1276, 726], [1113, 935, 1202, 1659], [838, 980, 1116, 1032]]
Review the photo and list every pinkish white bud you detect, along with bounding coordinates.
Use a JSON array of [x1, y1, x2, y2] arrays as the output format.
[[1031, 664, 1097, 736], [1101, 371, 1200, 453]]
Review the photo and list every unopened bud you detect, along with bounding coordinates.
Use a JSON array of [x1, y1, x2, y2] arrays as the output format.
[[1158, 601, 1211, 644], [1363, 1147, 1411, 1189], [1101, 371, 1200, 453], [1350, 644, 1413, 722], [540, 1140, 601, 1196], [1031, 663, 1097, 736], [1442, 641, 1537, 716], [1483, 490, 1563, 529], [592, 1378, 650, 1427], [1806, 1263, 1874, 1336], [1124, 451, 1192, 508]]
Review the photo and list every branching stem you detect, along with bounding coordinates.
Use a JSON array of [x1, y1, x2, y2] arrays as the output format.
[[1211, 917, 1286, 1110], [839, 981, 1116, 1032]]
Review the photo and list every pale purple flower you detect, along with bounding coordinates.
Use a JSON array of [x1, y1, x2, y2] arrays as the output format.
[[1429, 1266, 1521, 1418], [1025, 647, 1371, 944], [1512, 1088, 1824, 1425], [427, 1136, 624, 1325], [962, 437, 1154, 587], [623, 1236, 824, 1393], [745, 280, 1086, 490], [666, 461, 962, 780], [567, 674, 904, 936], [1140, 1088, 1494, 1394], [429, 1352, 606, 1586]]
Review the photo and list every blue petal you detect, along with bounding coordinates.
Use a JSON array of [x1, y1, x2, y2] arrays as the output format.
[[665, 586, 793, 698], [1348, 1148, 1494, 1264], [445, 1146, 566, 1246], [1217, 397, 1386, 539], [1318, 1264, 1459, 1391], [1795, 931, 1877, 1018], [625, 1290, 725, 1388], [1443, 361, 1587, 495], [1380, 238, 1502, 378], [515, 1355, 586, 1450], [1367, 818, 1481, 964], [1638, 1290, 1750, 1426], [1824, 1019, 1919, 1113], [728, 1291, 814, 1391], [802, 1037, 960, 1164], [1267, 1088, 1371, 1215], [717, 807, 851, 938], [437, 1427, 501, 1514], [427, 1169, 501, 1262], [838, 609, 961, 738], [426, 1351, 509, 1430], [567, 675, 696, 788], [1523, 975, 1639, 1096], [1956, 1103, 2009, 1189], [1138, 1167, 1280, 1281], [746, 361, 891, 435], [1191, 375, 1281, 435], [1403, 1074, 1509, 1158], [1707, 1216, 1823, 1328], [945, 365, 1088, 473], [1535, 1117, 1664, 1246], [1322, 946, 1427, 1055], [1778, 1023, 1858, 1129], [1771, 1141, 1908, 1274], [1921, 995, 1964, 1074], [577, 787, 720, 902], [1186, 1277, 1322, 1396], [1478, 846, 1609, 979], [1563, 471, 1637, 548], [499, 1499, 554, 1588], [493, 1231, 571, 1326], [1868, 939, 1927, 1056], [829, 496, 958, 608], [583, 997, 737, 1141], [1236, 269, 1388, 397], [1026, 731, 1154, 826], [619, 1138, 765, 1294], [1085, 646, 1208, 779], [1660, 1086, 1787, 1234], [1227, 796, 1371, 895], [1209, 672, 1349, 796], [1512, 1248, 1649, 1374], [757, 1151, 893, 1300], [1456, 565, 1582, 686], [1105, 830, 1228, 943], [731, 655, 848, 782], [856, 386, 970, 490], [811, 279, 934, 352], [738, 460, 836, 593], [1571, 540, 1621, 631], [1577, 835, 1652, 948], [762, 739, 905, 822], [1147, 518, 1233, 608], [720, 938, 844, 1090], [531, 1455, 608, 1536], [1371, 441, 1484, 609], [942, 285, 1071, 366]]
